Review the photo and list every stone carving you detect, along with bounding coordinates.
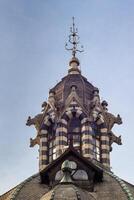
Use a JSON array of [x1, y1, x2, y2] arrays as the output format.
[[103, 112, 122, 133], [101, 100, 123, 151], [41, 101, 48, 112], [107, 114, 122, 151], [26, 114, 43, 147], [48, 90, 56, 110], [30, 137, 40, 147], [109, 133, 122, 146], [101, 100, 108, 112], [26, 96, 57, 147], [90, 88, 101, 121], [26, 90, 57, 147]]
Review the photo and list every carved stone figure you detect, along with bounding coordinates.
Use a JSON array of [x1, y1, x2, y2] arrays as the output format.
[[26, 114, 43, 147], [90, 88, 101, 121], [103, 112, 122, 133], [109, 134, 122, 151], [41, 101, 48, 112], [91, 88, 100, 108], [48, 90, 56, 110], [30, 137, 40, 147], [26, 94, 57, 147], [26, 114, 43, 130], [101, 100, 108, 112], [103, 111, 123, 151]]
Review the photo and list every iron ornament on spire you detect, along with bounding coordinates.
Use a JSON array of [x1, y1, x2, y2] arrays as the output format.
[[65, 17, 84, 58]]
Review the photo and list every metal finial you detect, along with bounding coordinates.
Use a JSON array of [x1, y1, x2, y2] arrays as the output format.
[[65, 17, 84, 57], [60, 160, 73, 183]]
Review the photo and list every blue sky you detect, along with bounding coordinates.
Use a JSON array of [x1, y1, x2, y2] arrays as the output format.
[[0, 0, 134, 195]]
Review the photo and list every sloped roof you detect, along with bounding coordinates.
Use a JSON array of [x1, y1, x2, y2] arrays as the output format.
[[51, 73, 95, 111], [124, 181, 134, 197], [1, 149, 134, 200], [1, 171, 134, 200], [0, 174, 49, 200], [0, 187, 17, 200]]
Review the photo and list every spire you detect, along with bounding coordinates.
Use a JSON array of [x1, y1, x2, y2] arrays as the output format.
[[65, 17, 84, 74]]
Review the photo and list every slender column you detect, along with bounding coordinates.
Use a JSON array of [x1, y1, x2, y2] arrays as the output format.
[[55, 119, 68, 158], [100, 128, 110, 168], [39, 117, 51, 171], [97, 117, 110, 168], [39, 129, 48, 171], [81, 118, 93, 160]]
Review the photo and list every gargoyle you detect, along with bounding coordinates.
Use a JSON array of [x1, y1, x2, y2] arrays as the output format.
[[109, 133, 122, 151], [26, 114, 43, 147], [30, 137, 40, 147], [103, 111, 123, 151], [103, 112, 122, 132]]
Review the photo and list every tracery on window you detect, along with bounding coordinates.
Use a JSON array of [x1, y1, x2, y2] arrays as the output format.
[[73, 169, 88, 180], [69, 161, 77, 169], [55, 162, 88, 182]]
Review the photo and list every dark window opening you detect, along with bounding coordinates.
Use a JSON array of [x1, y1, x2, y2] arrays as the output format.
[[48, 123, 56, 162], [93, 136, 100, 161], [67, 117, 81, 152]]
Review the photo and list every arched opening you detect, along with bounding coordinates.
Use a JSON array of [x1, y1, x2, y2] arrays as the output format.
[[91, 122, 101, 162], [67, 116, 81, 153], [92, 136, 101, 161], [94, 116, 110, 168], [48, 123, 56, 163]]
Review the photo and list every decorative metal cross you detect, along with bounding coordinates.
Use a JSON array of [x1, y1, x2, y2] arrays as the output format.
[[65, 17, 84, 57]]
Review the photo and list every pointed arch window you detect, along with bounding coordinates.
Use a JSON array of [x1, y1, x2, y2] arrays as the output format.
[[91, 122, 101, 161], [48, 123, 56, 163], [67, 116, 81, 152], [92, 136, 100, 161]]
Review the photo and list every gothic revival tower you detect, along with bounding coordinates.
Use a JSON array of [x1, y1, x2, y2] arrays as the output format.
[[1, 19, 134, 200], [26, 18, 122, 171]]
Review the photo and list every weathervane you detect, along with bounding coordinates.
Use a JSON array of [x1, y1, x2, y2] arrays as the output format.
[[65, 17, 84, 58]]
